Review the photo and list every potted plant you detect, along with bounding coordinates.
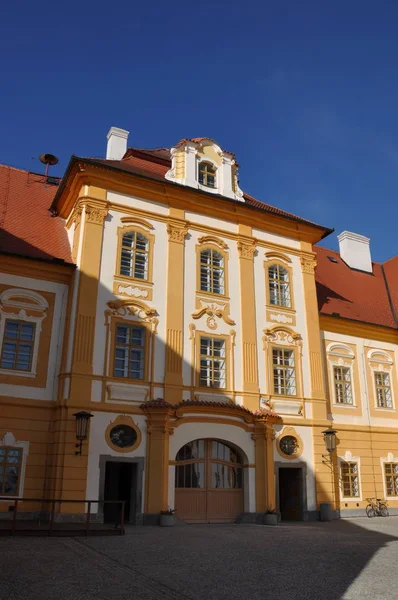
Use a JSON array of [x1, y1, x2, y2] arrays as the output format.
[[160, 507, 176, 527], [264, 508, 278, 526]]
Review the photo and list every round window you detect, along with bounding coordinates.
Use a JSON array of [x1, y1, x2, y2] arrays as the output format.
[[279, 435, 299, 457], [109, 425, 137, 449]]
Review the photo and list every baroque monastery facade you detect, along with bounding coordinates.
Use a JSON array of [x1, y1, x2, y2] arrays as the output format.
[[1, 127, 398, 523]]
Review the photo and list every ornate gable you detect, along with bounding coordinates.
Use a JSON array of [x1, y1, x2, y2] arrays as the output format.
[[165, 137, 244, 202]]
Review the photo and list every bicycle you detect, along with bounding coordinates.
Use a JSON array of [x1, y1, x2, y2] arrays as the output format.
[[365, 497, 389, 518]]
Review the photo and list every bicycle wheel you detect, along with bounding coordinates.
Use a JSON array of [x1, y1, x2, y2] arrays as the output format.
[[379, 504, 389, 517], [366, 504, 376, 518]]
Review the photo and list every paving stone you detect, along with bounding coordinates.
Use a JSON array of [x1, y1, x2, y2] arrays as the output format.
[[1, 518, 398, 600]]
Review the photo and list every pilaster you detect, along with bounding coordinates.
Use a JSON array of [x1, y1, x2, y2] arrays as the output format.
[[238, 226, 259, 411], [253, 419, 276, 511], [141, 406, 174, 519], [164, 211, 188, 404], [300, 243, 327, 419], [68, 186, 109, 405]]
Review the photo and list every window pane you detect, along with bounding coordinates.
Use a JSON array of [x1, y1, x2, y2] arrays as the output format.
[[20, 324, 34, 341], [4, 321, 19, 339], [4, 466, 19, 495]]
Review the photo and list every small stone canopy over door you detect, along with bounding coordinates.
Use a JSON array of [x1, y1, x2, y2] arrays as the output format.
[[175, 439, 244, 523]]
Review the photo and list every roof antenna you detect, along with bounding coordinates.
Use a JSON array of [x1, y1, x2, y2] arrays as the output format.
[[39, 153, 59, 179]]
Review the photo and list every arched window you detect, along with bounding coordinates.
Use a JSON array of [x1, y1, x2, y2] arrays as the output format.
[[200, 248, 225, 294], [268, 264, 291, 307], [175, 439, 242, 490], [120, 231, 149, 280], [198, 162, 217, 188]]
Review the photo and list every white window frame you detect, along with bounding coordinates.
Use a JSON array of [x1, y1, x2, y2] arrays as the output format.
[[196, 156, 220, 195], [327, 344, 357, 408], [338, 451, 362, 502], [0, 289, 48, 378], [0, 432, 30, 499], [381, 453, 398, 499], [367, 350, 395, 411]]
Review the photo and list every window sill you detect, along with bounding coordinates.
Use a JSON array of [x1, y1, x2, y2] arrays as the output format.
[[333, 403, 357, 409], [197, 183, 219, 194], [375, 407, 396, 412], [114, 274, 153, 287], [341, 497, 361, 502], [0, 369, 36, 379], [266, 304, 295, 313], [196, 290, 230, 302]]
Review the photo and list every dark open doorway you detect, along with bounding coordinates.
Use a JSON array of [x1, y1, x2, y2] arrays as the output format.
[[103, 461, 135, 523], [279, 467, 303, 521]]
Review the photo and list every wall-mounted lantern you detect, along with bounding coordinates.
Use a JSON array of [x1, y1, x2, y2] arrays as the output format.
[[322, 427, 337, 454], [73, 411, 94, 456]]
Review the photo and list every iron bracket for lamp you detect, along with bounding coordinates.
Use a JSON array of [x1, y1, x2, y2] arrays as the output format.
[[322, 453, 333, 469], [75, 441, 84, 456]]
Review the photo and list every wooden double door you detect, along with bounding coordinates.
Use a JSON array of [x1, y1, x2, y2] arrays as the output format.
[[175, 439, 244, 523]]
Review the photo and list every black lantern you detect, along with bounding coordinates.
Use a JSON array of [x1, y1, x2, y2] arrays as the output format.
[[322, 428, 337, 453], [73, 411, 93, 455]]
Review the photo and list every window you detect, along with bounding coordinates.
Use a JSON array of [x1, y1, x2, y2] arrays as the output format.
[[0, 320, 35, 372], [198, 162, 216, 188], [334, 366, 353, 404], [113, 324, 145, 379], [200, 337, 226, 388], [175, 440, 242, 490], [341, 461, 359, 497], [272, 348, 296, 395], [385, 463, 398, 496], [200, 249, 225, 295], [120, 231, 149, 280], [268, 264, 291, 308], [0, 447, 22, 496], [375, 372, 393, 408]]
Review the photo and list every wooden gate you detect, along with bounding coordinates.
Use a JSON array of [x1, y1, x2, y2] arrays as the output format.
[[174, 439, 244, 523]]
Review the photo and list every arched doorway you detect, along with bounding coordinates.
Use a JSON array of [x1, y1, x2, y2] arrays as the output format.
[[174, 439, 244, 523]]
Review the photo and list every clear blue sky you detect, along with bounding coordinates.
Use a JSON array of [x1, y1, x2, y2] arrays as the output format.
[[2, 1, 398, 261]]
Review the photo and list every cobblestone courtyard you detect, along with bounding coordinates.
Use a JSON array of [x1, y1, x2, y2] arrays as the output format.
[[1, 518, 398, 600]]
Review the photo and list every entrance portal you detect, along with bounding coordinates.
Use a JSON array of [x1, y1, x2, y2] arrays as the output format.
[[103, 461, 134, 523], [279, 467, 303, 520], [175, 439, 244, 523]]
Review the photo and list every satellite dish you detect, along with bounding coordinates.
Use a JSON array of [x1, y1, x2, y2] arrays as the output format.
[[39, 153, 59, 166]]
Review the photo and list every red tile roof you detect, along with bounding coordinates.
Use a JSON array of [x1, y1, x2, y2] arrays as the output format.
[[315, 246, 398, 329], [0, 165, 72, 263], [141, 398, 280, 418], [92, 148, 331, 233]]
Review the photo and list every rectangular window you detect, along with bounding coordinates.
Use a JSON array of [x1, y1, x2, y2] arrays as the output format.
[[120, 231, 149, 280], [113, 324, 145, 379], [200, 249, 225, 295], [272, 348, 296, 395], [199, 337, 226, 388], [375, 372, 393, 408], [384, 463, 398, 496], [341, 461, 359, 497], [0, 447, 22, 496], [0, 320, 35, 372], [334, 366, 353, 404]]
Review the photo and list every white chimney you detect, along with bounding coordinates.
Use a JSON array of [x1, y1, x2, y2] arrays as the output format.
[[106, 127, 129, 160], [337, 231, 372, 273]]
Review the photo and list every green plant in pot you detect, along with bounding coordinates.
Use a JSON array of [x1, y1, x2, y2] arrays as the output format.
[[264, 507, 278, 526], [160, 507, 176, 527]]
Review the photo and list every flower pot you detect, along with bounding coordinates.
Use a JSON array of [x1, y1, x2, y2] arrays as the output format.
[[160, 514, 175, 527], [264, 513, 278, 526]]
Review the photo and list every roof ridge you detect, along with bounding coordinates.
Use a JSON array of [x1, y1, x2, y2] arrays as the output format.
[[0, 163, 31, 175]]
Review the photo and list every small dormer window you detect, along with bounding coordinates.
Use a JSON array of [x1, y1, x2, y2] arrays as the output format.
[[199, 162, 216, 188]]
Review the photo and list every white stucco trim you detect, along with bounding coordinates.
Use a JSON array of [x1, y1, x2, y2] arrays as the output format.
[[0, 432, 30, 499], [338, 451, 362, 502], [380, 453, 398, 500]]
